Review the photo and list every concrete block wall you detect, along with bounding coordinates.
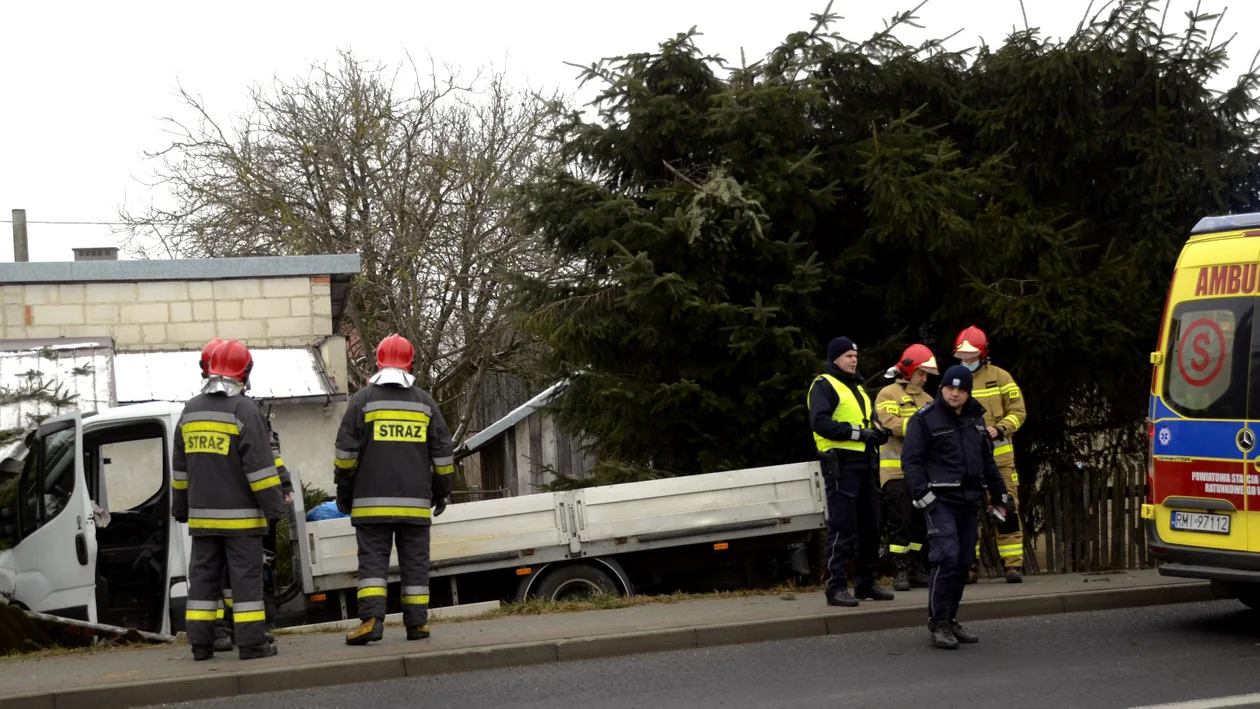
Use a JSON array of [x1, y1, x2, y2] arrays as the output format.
[[0, 276, 336, 350]]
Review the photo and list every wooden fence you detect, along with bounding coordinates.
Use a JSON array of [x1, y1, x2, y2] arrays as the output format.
[[976, 449, 1152, 577]]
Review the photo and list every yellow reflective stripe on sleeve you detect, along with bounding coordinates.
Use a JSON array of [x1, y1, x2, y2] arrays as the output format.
[[971, 387, 1001, 397], [216, 608, 225, 619], [898, 407, 918, 415], [186, 609, 218, 621], [435, 465, 454, 475], [188, 518, 268, 530], [182, 421, 240, 435], [879, 460, 901, 468], [351, 507, 432, 519], [994, 444, 1014, 456], [357, 587, 388, 599], [234, 611, 266, 623], [1000, 383, 1020, 393], [172, 479, 188, 490], [364, 409, 430, 423], [909, 542, 923, 551], [274, 457, 284, 468], [334, 458, 357, 469], [249, 475, 282, 492], [224, 598, 234, 607], [878, 402, 899, 413], [902, 419, 909, 436], [402, 595, 430, 605], [889, 544, 909, 554]]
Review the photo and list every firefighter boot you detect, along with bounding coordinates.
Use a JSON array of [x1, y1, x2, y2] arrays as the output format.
[[893, 557, 911, 592], [346, 617, 385, 646], [967, 562, 979, 585], [950, 620, 979, 643], [239, 642, 278, 660], [1005, 568, 1023, 583], [192, 645, 215, 662], [909, 556, 931, 588], [212, 632, 233, 653], [929, 623, 959, 650], [406, 625, 431, 641]]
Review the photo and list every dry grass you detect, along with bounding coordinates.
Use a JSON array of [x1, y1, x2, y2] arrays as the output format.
[[0, 642, 143, 663], [444, 582, 825, 623]]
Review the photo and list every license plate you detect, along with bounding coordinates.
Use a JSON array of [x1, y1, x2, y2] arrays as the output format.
[[1170, 511, 1231, 535]]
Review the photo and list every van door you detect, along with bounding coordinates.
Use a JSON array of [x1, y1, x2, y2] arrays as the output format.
[[1155, 293, 1253, 551], [8, 413, 98, 621]]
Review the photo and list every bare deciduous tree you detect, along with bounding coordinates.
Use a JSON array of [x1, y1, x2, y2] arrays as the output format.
[[118, 50, 563, 441]]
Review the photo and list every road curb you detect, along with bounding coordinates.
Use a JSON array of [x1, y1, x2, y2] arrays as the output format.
[[0, 581, 1217, 709]]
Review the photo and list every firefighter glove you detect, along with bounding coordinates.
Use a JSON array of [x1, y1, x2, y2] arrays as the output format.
[[432, 498, 447, 517]]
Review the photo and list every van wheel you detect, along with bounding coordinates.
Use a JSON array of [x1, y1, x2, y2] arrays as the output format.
[[1237, 586, 1260, 610], [532, 564, 619, 603]]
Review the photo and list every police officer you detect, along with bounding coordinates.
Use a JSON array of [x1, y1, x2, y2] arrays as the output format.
[[954, 325, 1027, 583], [808, 336, 895, 607], [335, 334, 455, 645], [875, 344, 938, 591], [902, 365, 1014, 649], [174, 339, 286, 661], [195, 339, 292, 653]]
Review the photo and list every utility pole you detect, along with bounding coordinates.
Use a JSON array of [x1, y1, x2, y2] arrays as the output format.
[[11, 209, 28, 262]]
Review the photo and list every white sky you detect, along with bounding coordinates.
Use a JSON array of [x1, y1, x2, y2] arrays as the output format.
[[0, 0, 1254, 262]]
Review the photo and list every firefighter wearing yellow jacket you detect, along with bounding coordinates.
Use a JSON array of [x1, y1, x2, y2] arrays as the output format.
[[874, 344, 938, 592], [954, 326, 1027, 583]]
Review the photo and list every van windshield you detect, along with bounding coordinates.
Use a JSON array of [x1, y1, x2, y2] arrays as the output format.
[[1164, 297, 1253, 419]]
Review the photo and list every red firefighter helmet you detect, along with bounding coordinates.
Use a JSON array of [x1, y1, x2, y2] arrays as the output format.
[[376, 334, 415, 371], [895, 344, 939, 379], [207, 340, 253, 382], [954, 326, 988, 361], [199, 338, 225, 378]]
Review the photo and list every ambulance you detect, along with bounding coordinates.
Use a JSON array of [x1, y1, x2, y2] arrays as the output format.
[[1148, 211, 1260, 608]]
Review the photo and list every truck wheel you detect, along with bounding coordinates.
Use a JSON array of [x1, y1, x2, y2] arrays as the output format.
[[532, 564, 619, 602], [1237, 585, 1260, 610]]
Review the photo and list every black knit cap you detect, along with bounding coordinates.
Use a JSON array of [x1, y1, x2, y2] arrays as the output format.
[[826, 336, 856, 362], [940, 364, 973, 392]]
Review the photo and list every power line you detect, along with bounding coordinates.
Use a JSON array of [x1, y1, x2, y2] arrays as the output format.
[[0, 219, 129, 226]]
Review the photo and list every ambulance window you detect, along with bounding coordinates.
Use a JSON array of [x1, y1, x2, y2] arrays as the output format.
[[1164, 298, 1253, 419]]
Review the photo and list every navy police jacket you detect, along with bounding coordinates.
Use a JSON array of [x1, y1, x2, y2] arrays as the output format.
[[901, 394, 1008, 509]]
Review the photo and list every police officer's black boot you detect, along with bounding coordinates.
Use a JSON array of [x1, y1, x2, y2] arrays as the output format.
[[855, 583, 895, 601], [826, 589, 859, 607], [893, 557, 911, 592], [929, 623, 959, 650], [950, 620, 979, 643]]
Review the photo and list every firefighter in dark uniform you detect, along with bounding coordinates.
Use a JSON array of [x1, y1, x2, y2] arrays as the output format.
[[901, 364, 1014, 649], [196, 340, 293, 652], [335, 334, 455, 645], [808, 336, 896, 607], [174, 339, 286, 661]]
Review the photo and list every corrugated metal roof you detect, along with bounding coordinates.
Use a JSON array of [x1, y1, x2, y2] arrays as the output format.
[[454, 380, 568, 459], [0, 342, 115, 431], [115, 348, 337, 404]]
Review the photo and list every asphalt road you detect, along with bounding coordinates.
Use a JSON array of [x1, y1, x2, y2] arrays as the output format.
[[147, 600, 1260, 709]]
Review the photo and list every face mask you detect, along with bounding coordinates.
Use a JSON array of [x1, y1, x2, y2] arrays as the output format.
[[963, 360, 981, 372]]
